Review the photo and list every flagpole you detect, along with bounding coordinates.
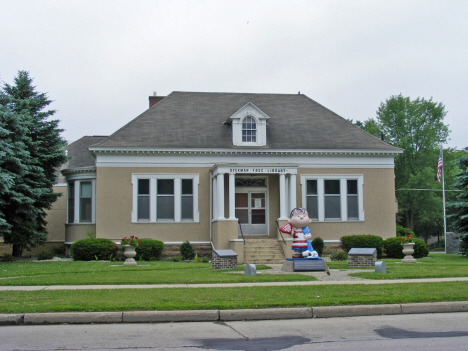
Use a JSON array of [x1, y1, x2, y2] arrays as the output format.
[[441, 147, 447, 254]]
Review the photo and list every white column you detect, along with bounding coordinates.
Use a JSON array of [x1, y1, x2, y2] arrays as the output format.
[[229, 173, 236, 219], [212, 176, 218, 219], [217, 173, 225, 219], [289, 174, 297, 211], [279, 173, 287, 219]]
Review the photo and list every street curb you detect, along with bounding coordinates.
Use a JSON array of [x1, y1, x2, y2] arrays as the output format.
[[1, 302, 468, 326], [313, 304, 401, 318], [123, 310, 219, 323], [23, 312, 122, 325], [220, 307, 312, 321]]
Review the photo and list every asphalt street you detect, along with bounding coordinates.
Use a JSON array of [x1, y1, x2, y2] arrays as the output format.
[[1, 312, 468, 351]]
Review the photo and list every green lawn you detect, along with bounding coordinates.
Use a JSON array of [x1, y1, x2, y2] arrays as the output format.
[[2, 254, 468, 313], [337, 253, 468, 279], [0, 261, 316, 286], [1, 281, 468, 314]]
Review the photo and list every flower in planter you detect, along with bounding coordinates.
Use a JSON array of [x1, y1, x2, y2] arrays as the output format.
[[400, 234, 413, 244], [121, 236, 141, 247]]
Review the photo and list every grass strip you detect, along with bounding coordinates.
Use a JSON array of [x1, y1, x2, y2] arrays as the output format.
[[0, 262, 315, 286], [1, 281, 468, 314]]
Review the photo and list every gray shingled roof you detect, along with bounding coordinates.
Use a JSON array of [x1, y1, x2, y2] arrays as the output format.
[[93, 92, 399, 151], [55, 136, 108, 183]]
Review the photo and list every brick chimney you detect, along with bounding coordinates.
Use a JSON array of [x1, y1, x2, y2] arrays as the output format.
[[149, 91, 165, 108]]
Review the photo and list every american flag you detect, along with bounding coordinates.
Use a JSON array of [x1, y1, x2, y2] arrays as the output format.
[[437, 149, 443, 183]]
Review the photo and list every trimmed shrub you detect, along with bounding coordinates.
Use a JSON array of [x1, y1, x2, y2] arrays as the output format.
[[341, 234, 384, 259], [52, 245, 67, 257], [0, 254, 15, 262], [71, 238, 118, 261], [413, 238, 429, 258], [180, 241, 195, 260], [135, 239, 165, 261], [396, 225, 415, 237], [37, 251, 55, 260], [384, 237, 429, 258], [311, 237, 324, 256], [330, 250, 348, 261]]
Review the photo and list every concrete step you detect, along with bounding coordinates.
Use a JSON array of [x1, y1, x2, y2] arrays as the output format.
[[244, 259, 285, 264], [241, 238, 285, 264]]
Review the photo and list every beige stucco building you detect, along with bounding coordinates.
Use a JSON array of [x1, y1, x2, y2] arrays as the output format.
[[47, 92, 402, 262]]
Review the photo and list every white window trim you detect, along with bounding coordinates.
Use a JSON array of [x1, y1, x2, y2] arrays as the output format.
[[131, 174, 200, 223], [67, 179, 96, 224], [300, 174, 364, 222], [227, 102, 269, 146]]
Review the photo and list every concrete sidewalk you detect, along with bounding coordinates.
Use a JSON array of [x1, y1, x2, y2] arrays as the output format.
[[1, 275, 468, 291]]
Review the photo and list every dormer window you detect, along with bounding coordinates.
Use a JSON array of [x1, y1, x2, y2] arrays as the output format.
[[226, 102, 270, 146], [242, 116, 257, 142]]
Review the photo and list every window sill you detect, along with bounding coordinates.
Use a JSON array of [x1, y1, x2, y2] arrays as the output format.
[[132, 221, 200, 224], [66, 222, 95, 225]]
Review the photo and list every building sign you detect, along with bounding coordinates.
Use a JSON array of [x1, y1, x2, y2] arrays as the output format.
[[228, 167, 290, 174]]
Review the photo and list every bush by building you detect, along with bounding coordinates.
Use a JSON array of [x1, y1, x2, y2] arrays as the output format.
[[340, 234, 384, 258], [330, 250, 348, 261], [311, 237, 324, 256], [135, 239, 165, 261], [384, 237, 429, 258], [70, 238, 118, 261], [180, 241, 195, 260]]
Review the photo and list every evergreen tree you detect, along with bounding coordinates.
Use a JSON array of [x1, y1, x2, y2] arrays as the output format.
[[447, 148, 468, 234], [0, 71, 67, 256]]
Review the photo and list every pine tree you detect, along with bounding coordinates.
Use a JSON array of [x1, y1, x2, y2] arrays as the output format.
[[447, 148, 468, 235], [0, 71, 67, 256]]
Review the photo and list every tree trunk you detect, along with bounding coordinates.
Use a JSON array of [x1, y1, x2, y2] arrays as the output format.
[[12, 244, 23, 257]]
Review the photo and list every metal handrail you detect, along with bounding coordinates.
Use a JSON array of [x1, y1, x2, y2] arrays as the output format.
[[276, 220, 286, 244], [238, 220, 245, 245]]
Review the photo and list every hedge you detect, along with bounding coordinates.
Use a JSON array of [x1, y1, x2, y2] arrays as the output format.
[[340, 235, 384, 259], [384, 237, 429, 258], [311, 237, 324, 256], [71, 238, 118, 261], [135, 239, 165, 261]]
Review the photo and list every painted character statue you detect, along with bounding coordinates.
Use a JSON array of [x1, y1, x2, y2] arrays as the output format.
[[280, 207, 319, 259]]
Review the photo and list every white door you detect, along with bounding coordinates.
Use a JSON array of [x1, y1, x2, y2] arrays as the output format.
[[235, 192, 267, 235]]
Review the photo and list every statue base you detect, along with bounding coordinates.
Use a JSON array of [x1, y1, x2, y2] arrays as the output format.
[[281, 258, 326, 272]]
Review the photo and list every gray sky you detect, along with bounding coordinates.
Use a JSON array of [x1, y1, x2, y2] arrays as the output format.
[[1, 0, 466, 149]]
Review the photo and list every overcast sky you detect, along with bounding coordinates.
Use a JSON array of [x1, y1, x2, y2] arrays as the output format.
[[1, 0, 466, 149]]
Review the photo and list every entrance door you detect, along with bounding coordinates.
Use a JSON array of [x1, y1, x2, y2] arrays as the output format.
[[235, 192, 267, 235]]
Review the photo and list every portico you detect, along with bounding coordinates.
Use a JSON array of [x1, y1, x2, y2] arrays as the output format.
[[210, 165, 298, 250]]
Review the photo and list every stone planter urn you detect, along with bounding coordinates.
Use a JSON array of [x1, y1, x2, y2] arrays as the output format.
[[123, 245, 137, 266], [401, 242, 416, 263]]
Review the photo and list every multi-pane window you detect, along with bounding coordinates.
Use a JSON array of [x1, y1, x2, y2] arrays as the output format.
[[157, 179, 175, 220], [301, 175, 363, 221], [242, 116, 257, 142], [68, 182, 75, 223], [181, 179, 194, 220], [132, 174, 199, 223], [80, 182, 92, 222], [306, 180, 318, 220], [67, 180, 95, 224], [347, 180, 359, 219], [137, 179, 150, 220], [324, 180, 341, 219]]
